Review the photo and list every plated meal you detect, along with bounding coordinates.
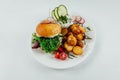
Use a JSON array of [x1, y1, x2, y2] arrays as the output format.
[[31, 4, 93, 61]]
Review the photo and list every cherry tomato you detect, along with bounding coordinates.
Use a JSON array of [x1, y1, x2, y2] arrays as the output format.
[[54, 52, 60, 59], [60, 52, 68, 60]]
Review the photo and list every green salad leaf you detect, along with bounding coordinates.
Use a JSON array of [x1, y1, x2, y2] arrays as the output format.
[[32, 33, 60, 53]]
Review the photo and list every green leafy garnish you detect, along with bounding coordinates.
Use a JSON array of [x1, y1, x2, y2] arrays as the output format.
[[84, 39, 87, 45], [32, 33, 60, 53], [86, 26, 92, 31], [85, 35, 92, 40], [58, 16, 68, 24]]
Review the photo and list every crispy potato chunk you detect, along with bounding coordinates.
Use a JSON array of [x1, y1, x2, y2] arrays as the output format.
[[73, 46, 83, 55], [67, 32, 73, 36], [77, 41, 84, 48], [67, 35, 77, 46], [61, 28, 68, 36], [79, 26, 86, 33], [64, 42, 74, 52], [76, 34, 83, 40], [70, 24, 81, 34]]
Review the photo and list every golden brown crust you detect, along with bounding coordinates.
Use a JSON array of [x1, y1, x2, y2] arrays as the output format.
[[67, 35, 77, 46], [64, 42, 74, 52], [73, 46, 83, 55], [36, 23, 61, 37]]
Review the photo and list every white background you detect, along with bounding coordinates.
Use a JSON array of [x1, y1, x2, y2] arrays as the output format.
[[0, 0, 120, 80]]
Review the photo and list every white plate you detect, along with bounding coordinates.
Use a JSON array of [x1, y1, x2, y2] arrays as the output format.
[[30, 15, 96, 69]]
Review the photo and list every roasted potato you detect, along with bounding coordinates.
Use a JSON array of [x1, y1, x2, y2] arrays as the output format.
[[64, 42, 74, 52], [76, 34, 83, 40], [61, 28, 68, 36], [77, 41, 84, 48], [67, 35, 77, 46], [67, 32, 73, 36], [73, 46, 83, 55], [70, 24, 81, 34], [79, 26, 86, 33]]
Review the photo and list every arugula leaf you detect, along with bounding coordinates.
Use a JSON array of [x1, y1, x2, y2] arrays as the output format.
[[32, 33, 60, 53]]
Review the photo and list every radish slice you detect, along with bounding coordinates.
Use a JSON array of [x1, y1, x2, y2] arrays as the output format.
[[72, 16, 77, 22], [72, 16, 85, 24], [72, 16, 82, 21], [32, 41, 39, 49], [79, 18, 85, 24], [76, 16, 82, 21]]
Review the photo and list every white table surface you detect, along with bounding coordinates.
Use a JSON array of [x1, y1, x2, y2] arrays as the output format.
[[0, 0, 120, 80]]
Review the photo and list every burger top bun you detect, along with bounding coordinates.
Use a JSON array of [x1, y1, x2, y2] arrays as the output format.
[[36, 20, 61, 38]]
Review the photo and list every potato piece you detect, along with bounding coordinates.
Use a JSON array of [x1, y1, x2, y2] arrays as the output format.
[[67, 32, 73, 36], [61, 28, 68, 36], [76, 34, 83, 40], [70, 24, 81, 34], [73, 46, 83, 55], [77, 41, 84, 48], [64, 42, 74, 52], [79, 26, 86, 33], [67, 35, 77, 46]]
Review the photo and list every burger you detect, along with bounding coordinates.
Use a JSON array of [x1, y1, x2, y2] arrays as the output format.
[[33, 19, 62, 53]]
